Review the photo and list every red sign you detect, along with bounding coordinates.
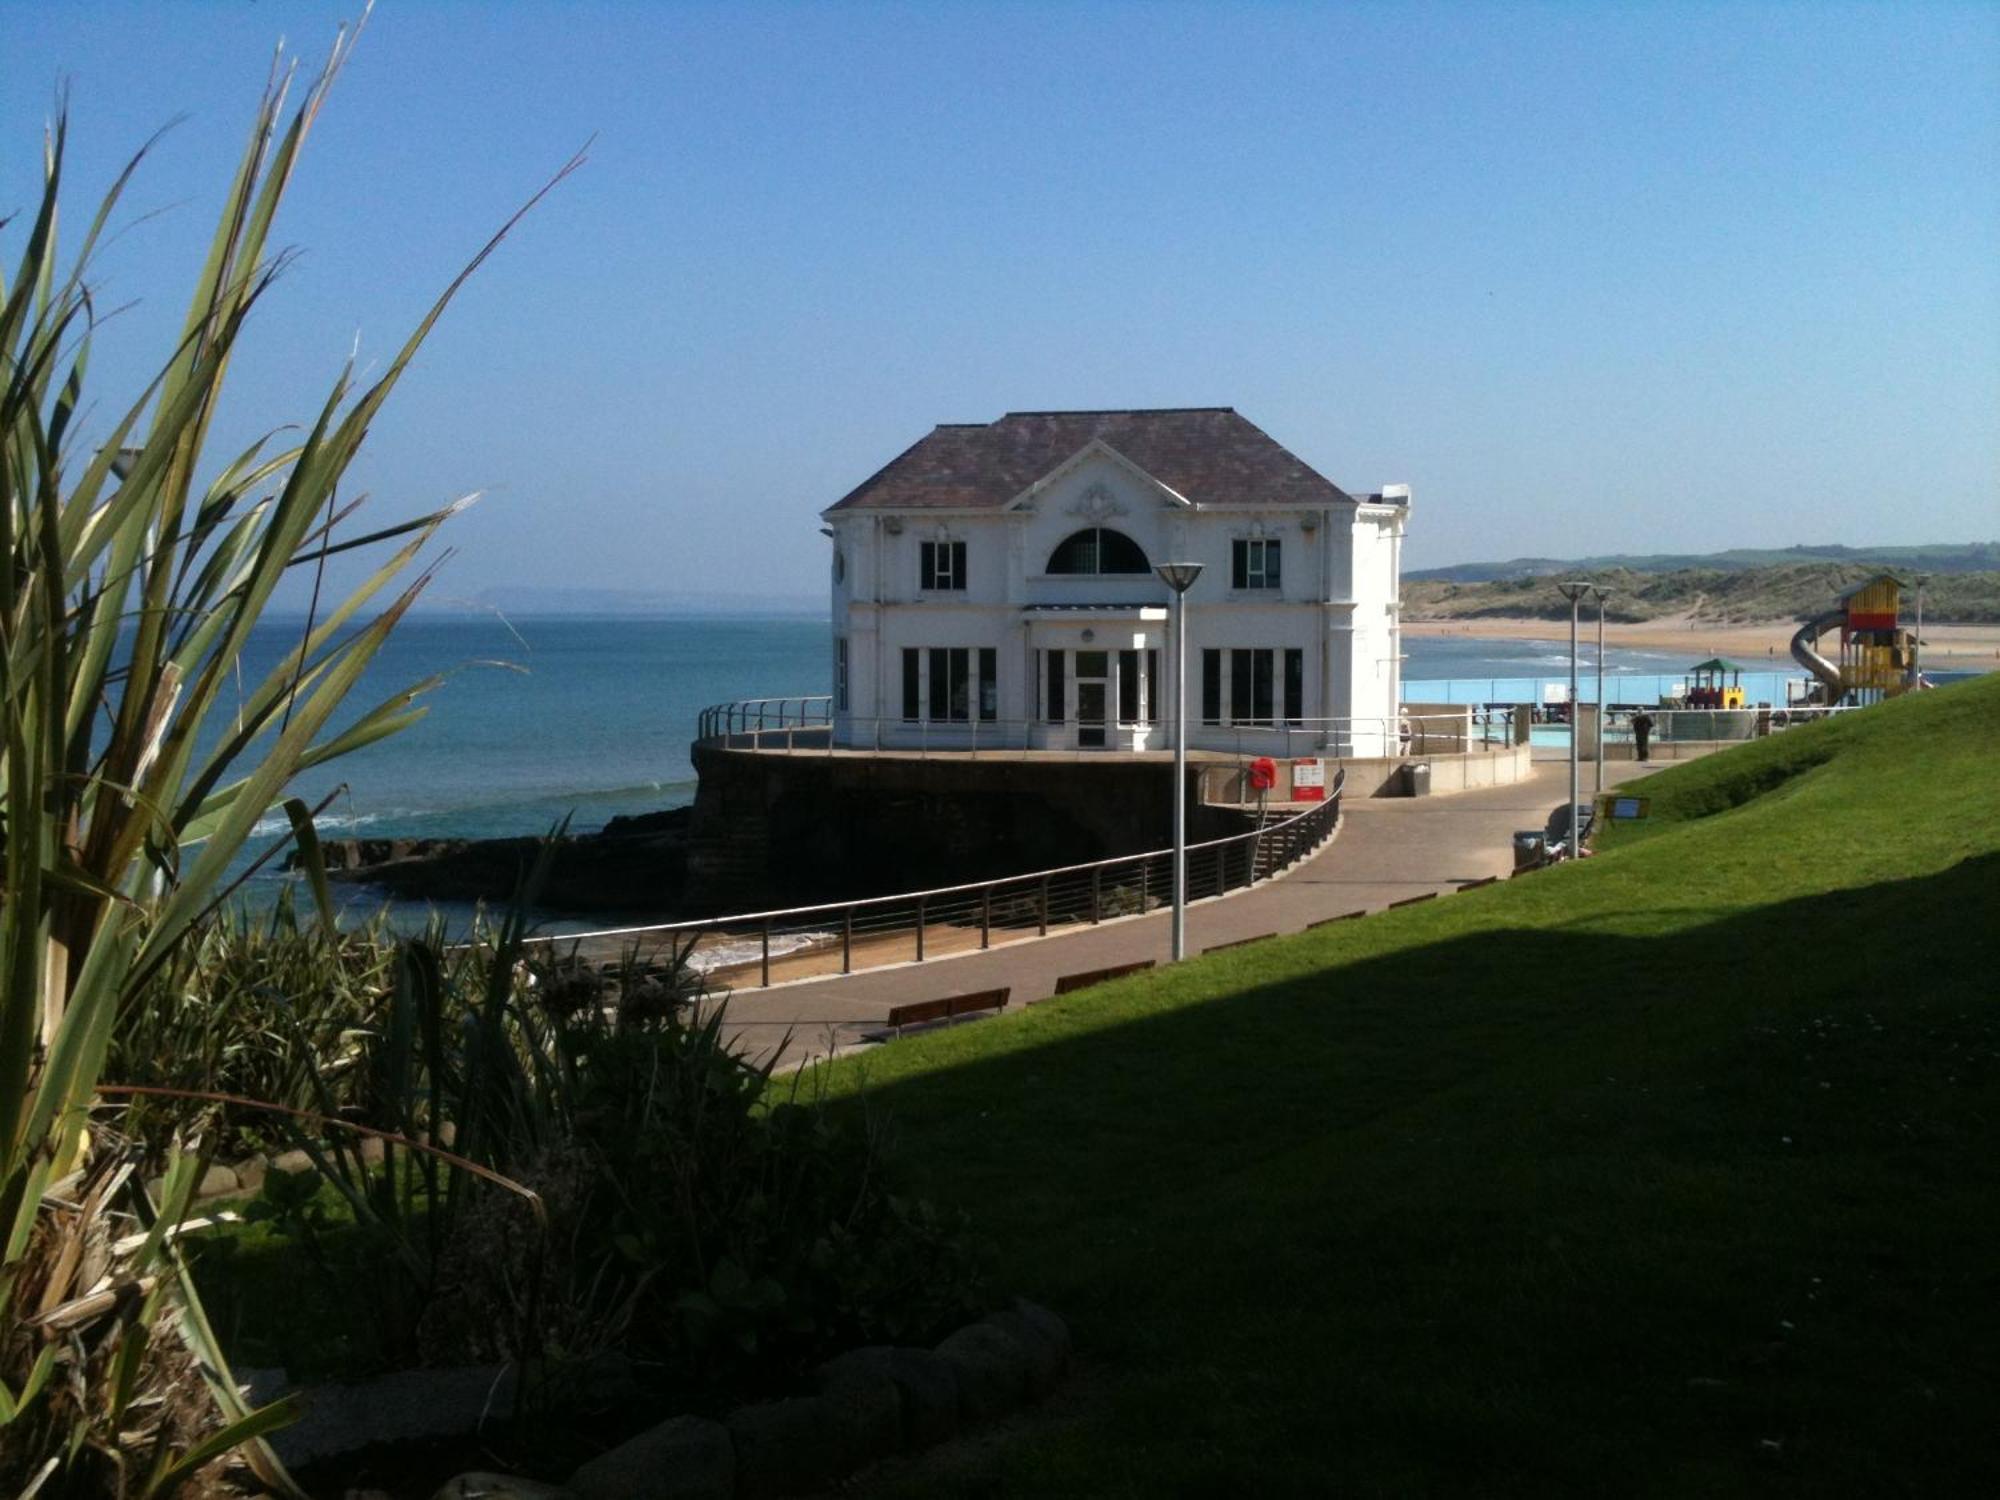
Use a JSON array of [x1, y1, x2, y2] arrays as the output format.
[[1292, 759, 1326, 801]]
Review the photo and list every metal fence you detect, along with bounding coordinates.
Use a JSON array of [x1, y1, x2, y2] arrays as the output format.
[[696, 696, 1509, 759], [517, 770, 1345, 990]]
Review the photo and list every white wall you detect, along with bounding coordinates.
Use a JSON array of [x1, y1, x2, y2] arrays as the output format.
[[825, 451, 1407, 753]]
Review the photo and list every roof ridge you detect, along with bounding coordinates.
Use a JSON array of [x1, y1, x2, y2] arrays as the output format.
[[1000, 406, 1236, 418]]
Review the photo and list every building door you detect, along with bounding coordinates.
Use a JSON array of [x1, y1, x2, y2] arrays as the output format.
[[1074, 649, 1109, 748], [1077, 682, 1108, 748]]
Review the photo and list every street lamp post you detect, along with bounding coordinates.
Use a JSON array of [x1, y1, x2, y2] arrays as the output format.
[[1156, 561, 1204, 960], [1591, 585, 1612, 797], [1912, 572, 1931, 688], [1556, 581, 1593, 862]]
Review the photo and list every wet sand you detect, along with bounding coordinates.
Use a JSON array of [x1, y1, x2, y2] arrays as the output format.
[[1404, 616, 2000, 671]]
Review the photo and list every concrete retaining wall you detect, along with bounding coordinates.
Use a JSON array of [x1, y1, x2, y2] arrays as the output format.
[[688, 748, 1252, 912]]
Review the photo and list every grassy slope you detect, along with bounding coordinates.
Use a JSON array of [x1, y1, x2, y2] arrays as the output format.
[[818, 677, 2000, 1497]]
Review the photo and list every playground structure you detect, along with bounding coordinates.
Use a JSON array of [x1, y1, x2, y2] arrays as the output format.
[[1681, 658, 1748, 709], [1789, 574, 1922, 706]]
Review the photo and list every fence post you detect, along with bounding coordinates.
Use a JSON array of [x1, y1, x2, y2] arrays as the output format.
[[1039, 877, 1050, 936], [842, 907, 853, 974], [1091, 867, 1102, 924], [916, 895, 927, 962], [981, 886, 992, 949], [761, 917, 771, 988], [1139, 855, 1152, 915]]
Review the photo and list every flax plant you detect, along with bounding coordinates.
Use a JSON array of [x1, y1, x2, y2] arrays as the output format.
[[0, 28, 572, 1494]]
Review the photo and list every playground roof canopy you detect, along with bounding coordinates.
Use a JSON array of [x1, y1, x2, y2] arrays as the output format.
[[1688, 657, 1748, 674], [1836, 572, 1908, 602]]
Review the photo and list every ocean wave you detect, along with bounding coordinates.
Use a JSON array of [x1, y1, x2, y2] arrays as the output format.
[[249, 810, 389, 838], [687, 931, 833, 974]]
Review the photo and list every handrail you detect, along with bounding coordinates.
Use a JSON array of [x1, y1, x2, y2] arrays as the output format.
[[694, 697, 1507, 757], [517, 766, 1347, 946]]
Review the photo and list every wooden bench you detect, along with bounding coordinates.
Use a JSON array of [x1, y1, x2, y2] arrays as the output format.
[[1052, 959, 1156, 996], [1388, 891, 1440, 909], [1204, 932, 1277, 955], [883, 987, 1010, 1035], [1306, 909, 1369, 929]]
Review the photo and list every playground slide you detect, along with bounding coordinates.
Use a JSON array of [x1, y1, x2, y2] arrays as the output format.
[[1790, 607, 1845, 703]]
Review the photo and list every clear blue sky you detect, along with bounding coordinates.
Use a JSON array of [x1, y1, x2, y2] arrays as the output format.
[[4, 0, 1995, 603]]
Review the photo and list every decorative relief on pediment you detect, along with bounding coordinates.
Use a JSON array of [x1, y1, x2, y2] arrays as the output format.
[[1067, 482, 1127, 524]]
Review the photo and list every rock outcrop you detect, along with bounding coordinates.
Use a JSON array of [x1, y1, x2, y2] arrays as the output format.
[[302, 806, 693, 915]]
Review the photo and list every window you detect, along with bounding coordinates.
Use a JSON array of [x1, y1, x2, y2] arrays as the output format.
[[835, 638, 849, 711], [1119, 649, 1140, 724], [903, 647, 986, 722], [833, 548, 845, 584], [1229, 648, 1276, 725], [1046, 527, 1150, 575], [1232, 537, 1281, 590], [1044, 650, 1066, 722], [1201, 649, 1222, 725], [920, 540, 966, 591], [1284, 647, 1303, 723], [1146, 650, 1159, 725]]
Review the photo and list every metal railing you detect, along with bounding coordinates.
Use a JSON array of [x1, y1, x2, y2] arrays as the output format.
[[514, 769, 1345, 990], [696, 697, 1510, 759]]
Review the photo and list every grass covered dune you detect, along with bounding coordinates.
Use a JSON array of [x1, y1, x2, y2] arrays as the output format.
[[818, 676, 2000, 1497]]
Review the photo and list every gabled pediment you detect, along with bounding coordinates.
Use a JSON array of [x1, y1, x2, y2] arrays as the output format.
[[1001, 438, 1194, 515]]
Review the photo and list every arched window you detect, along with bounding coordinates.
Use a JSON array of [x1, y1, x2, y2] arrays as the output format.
[[1046, 527, 1151, 576]]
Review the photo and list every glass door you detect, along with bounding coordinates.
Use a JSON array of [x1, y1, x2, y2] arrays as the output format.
[[1077, 682, 1108, 748]]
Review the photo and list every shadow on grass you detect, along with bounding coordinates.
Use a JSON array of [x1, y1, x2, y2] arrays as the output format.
[[838, 852, 2000, 1498]]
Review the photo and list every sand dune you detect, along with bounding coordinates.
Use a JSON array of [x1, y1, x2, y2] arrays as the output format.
[[1404, 616, 2000, 671]]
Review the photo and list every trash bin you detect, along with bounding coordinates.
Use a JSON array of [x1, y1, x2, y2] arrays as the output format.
[[1406, 761, 1432, 797], [1512, 830, 1546, 872]]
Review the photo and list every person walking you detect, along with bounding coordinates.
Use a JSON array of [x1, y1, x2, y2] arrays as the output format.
[[1632, 709, 1655, 762]]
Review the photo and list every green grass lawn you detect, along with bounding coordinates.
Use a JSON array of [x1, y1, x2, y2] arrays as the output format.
[[818, 676, 2000, 1497]]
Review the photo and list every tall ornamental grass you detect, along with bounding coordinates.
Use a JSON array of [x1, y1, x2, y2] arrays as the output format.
[[0, 26, 568, 1495]]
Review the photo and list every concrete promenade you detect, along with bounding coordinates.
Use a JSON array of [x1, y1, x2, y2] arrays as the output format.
[[709, 758, 1660, 1066]]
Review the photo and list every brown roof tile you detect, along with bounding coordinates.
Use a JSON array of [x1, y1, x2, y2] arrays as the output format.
[[825, 408, 1354, 512]]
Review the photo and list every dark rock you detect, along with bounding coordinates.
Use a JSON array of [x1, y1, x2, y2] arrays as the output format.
[[983, 1302, 1067, 1399], [430, 1476, 571, 1500], [934, 1323, 1031, 1422], [815, 1345, 959, 1450], [268, 1364, 518, 1468], [725, 1395, 850, 1499], [567, 1414, 733, 1500], [304, 812, 695, 916], [814, 1362, 901, 1466]]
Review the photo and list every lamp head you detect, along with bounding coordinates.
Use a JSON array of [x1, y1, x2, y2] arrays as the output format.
[[1156, 561, 1204, 594], [1555, 579, 1593, 603]]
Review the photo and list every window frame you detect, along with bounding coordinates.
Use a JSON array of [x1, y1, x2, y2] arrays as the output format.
[[1045, 527, 1151, 577], [919, 539, 967, 592], [1231, 537, 1281, 591]]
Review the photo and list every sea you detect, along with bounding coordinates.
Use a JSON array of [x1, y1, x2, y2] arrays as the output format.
[[210, 615, 1837, 929]]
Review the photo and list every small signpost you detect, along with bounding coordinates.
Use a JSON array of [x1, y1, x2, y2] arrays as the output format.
[[1611, 795, 1649, 820], [1292, 759, 1326, 802]]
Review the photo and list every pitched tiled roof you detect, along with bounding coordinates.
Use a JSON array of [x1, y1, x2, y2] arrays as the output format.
[[825, 408, 1355, 512]]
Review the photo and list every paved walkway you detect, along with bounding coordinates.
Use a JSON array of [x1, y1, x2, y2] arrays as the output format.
[[710, 758, 1662, 1066]]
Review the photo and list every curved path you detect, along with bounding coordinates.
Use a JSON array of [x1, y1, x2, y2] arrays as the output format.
[[711, 759, 1661, 1067]]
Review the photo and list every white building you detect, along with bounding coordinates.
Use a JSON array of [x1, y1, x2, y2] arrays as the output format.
[[823, 408, 1408, 757]]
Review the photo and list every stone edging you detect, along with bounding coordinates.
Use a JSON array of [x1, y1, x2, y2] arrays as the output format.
[[298, 1298, 1070, 1500]]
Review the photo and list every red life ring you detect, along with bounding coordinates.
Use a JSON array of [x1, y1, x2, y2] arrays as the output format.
[[1249, 756, 1278, 791]]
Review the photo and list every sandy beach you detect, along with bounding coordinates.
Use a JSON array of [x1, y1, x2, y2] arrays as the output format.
[[1405, 615, 2000, 672]]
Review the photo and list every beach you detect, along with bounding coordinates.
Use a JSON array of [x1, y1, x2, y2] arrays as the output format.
[[1404, 615, 2000, 671]]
